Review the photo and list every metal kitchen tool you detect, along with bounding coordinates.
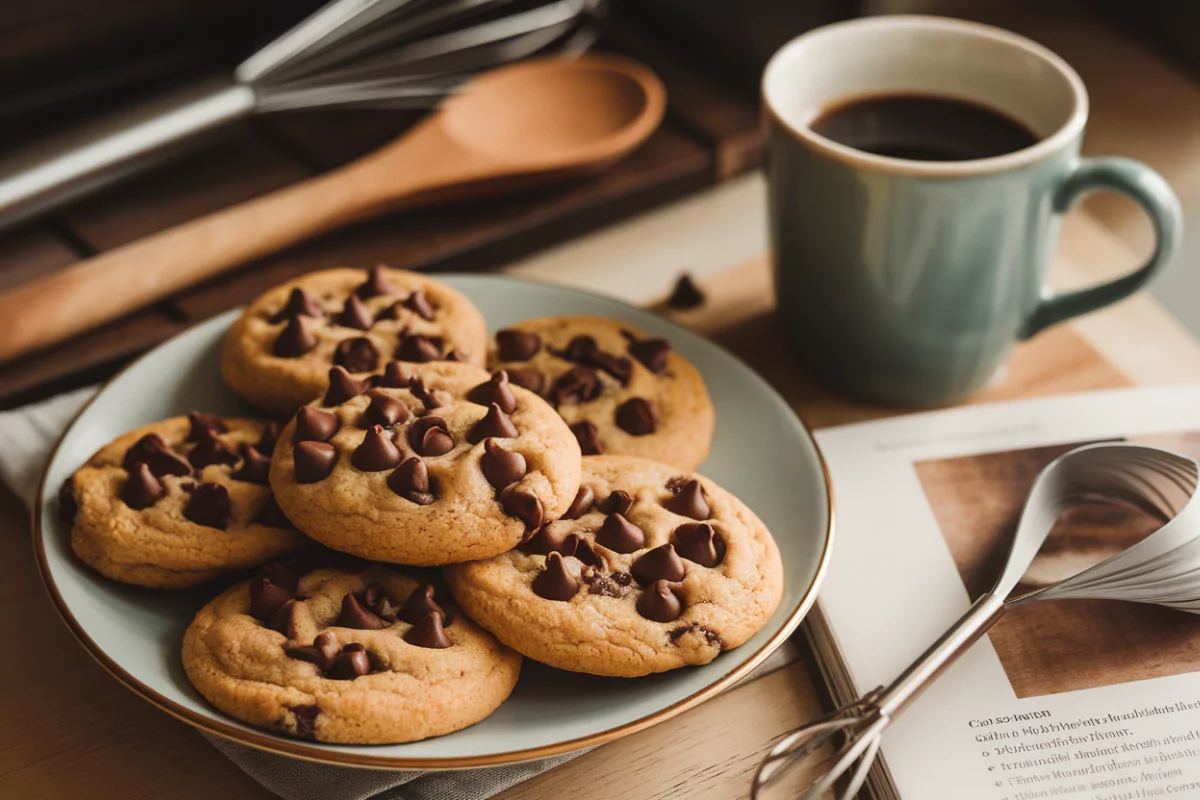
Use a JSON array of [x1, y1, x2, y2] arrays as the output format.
[[751, 443, 1200, 799], [0, 0, 604, 230]]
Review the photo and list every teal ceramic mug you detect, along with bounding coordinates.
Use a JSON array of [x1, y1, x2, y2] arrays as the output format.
[[762, 15, 1182, 406]]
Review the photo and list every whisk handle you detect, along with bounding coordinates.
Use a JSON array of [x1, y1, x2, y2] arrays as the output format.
[[0, 79, 256, 232]]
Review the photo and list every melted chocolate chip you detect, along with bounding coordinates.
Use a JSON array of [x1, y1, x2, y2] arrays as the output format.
[[627, 338, 671, 374], [549, 366, 601, 406], [663, 478, 711, 520], [294, 406, 339, 444], [121, 462, 163, 509], [123, 434, 192, 477], [570, 421, 602, 455], [532, 551, 579, 601], [562, 486, 594, 520], [399, 584, 450, 626], [270, 288, 322, 323], [480, 438, 526, 489], [231, 444, 271, 485], [188, 429, 239, 469], [379, 360, 414, 388], [388, 457, 435, 505], [333, 337, 379, 374], [324, 366, 370, 406], [255, 496, 295, 528], [330, 645, 372, 679], [404, 611, 452, 649], [673, 522, 726, 568], [505, 368, 545, 395], [286, 632, 339, 670], [598, 490, 634, 516], [355, 265, 396, 298], [669, 623, 722, 648], [352, 425, 402, 471], [403, 289, 435, 320], [665, 273, 705, 309], [336, 592, 387, 630], [58, 479, 78, 523], [274, 316, 317, 357], [496, 329, 541, 361], [395, 333, 442, 363], [468, 403, 517, 443], [250, 576, 293, 622], [334, 295, 373, 330], [615, 398, 656, 436], [408, 416, 453, 457], [183, 483, 231, 529], [551, 336, 633, 384], [500, 488, 543, 532], [363, 390, 409, 427], [595, 513, 645, 554], [186, 411, 227, 442], [258, 561, 300, 592], [583, 568, 629, 598], [637, 580, 684, 622], [290, 704, 321, 737], [466, 370, 517, 414], [294, 441, 338, 483], [409, 376, 448, 411], [269, 598, 302, 638], [256, 422, 281, 455], [631, 543, 686, 586], [561, 533, 603, 568]]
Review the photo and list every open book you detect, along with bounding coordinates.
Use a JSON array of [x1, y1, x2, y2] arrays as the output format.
[[809, 386, 1200, 800]]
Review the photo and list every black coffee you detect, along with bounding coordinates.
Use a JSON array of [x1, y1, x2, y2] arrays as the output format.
[[810, 94, 1039, 161]]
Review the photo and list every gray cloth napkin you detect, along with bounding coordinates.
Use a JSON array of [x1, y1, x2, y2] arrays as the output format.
[[0, 387, 582, 800]]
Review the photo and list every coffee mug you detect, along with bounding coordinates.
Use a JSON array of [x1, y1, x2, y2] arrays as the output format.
[[762, 15, 1182, 406]]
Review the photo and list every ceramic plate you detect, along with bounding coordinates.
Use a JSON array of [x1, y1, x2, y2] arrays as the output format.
[[34, 275, 833, 768]]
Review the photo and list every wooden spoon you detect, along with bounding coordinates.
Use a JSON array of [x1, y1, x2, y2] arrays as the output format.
[[0, 54, 665, 363]]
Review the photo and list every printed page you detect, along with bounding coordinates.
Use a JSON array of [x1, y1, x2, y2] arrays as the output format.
[[814, 386, 1200, 800]]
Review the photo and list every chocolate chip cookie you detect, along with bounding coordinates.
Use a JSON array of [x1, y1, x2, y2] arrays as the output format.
[[487, 316, 714, 470], [182, 563, 521, 743], [443, 455, 783, 677], [222, 266, 489, 415], [65, 413, 309, 589], [269, 361, 582, 565]]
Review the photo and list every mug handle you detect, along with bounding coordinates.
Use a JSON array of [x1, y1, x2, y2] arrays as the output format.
[[1019, 158, 1182, 339]]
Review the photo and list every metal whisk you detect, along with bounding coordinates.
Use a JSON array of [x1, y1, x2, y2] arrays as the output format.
[[752, 443, 1200, 799], [0, 0, 605, 230]]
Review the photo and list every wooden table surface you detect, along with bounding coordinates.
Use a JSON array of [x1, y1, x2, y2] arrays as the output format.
[[5, 11, 1200, 800]]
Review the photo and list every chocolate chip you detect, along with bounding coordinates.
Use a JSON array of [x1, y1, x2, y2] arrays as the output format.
[[250, 576, 293, 622], [231, 444, 271, 485], [673, 522, 726, 567], [404, 611, 452, 649], [628, 338, 671, 374], [255, 496, 295, 528], [352, 424, 402, 471], [505, 368, 545, 394], [561, 532, 603, 568], [334, 295, 373, 330], [388, 457, 436, 505], [123, 433, 192, 477], [256, 422, 281, 454], [669, 623, 722, 648], [468, 403, 517, 444], [637, 580, 684, 622], [188, 429, 239, 469], [186, 411, 227, 442], [615, 398, 656, 436], [269, 598, 302, 638], [336, 592, 387, 630], [330, 645, 372, 679], [532, 552, 579, 601], [467, 370, 517, 414], [570, 421, 602, 455], [363, 390, 409, 427], [360, 584, 400, 621], [519, 525, 569, 556], [183, 483, 231, 528], [379, 360, 414, 388], [663, 478, 710, 520], [403, 289, 435, 320], [121, 462, 164, 509], [395, 333, 442, 363], [293, 406, 339, 444], [289, 705, 321, 737], [409, 376, 448, 411], [286, 632, 339, 670], [408, 416, 453, 457], [551, 336, 632, 384], [355, 265, 396, 299], [631, 543, 686, 586], [500, 487, 543, 532], [666, 273, 705, 309], [496, 329, 541, 361], [598, 490, 634, 516], [595, 513, 645, 554], [333, 337, 379, 374], [258, 561, 300, 592], [270, 288, 323, 323], [480, 438, 526, 489], [562, 486, 595, 520], [294, 441, 338, 483], [399, 584, 450, 626], [549, 366, 601, 406], [274, 315, 317, 357], [324, 366, 369, 406], [583, 569, 629, 598]]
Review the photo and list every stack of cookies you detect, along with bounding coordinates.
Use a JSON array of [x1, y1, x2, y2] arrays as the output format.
[[61, 266, 784, 745]]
